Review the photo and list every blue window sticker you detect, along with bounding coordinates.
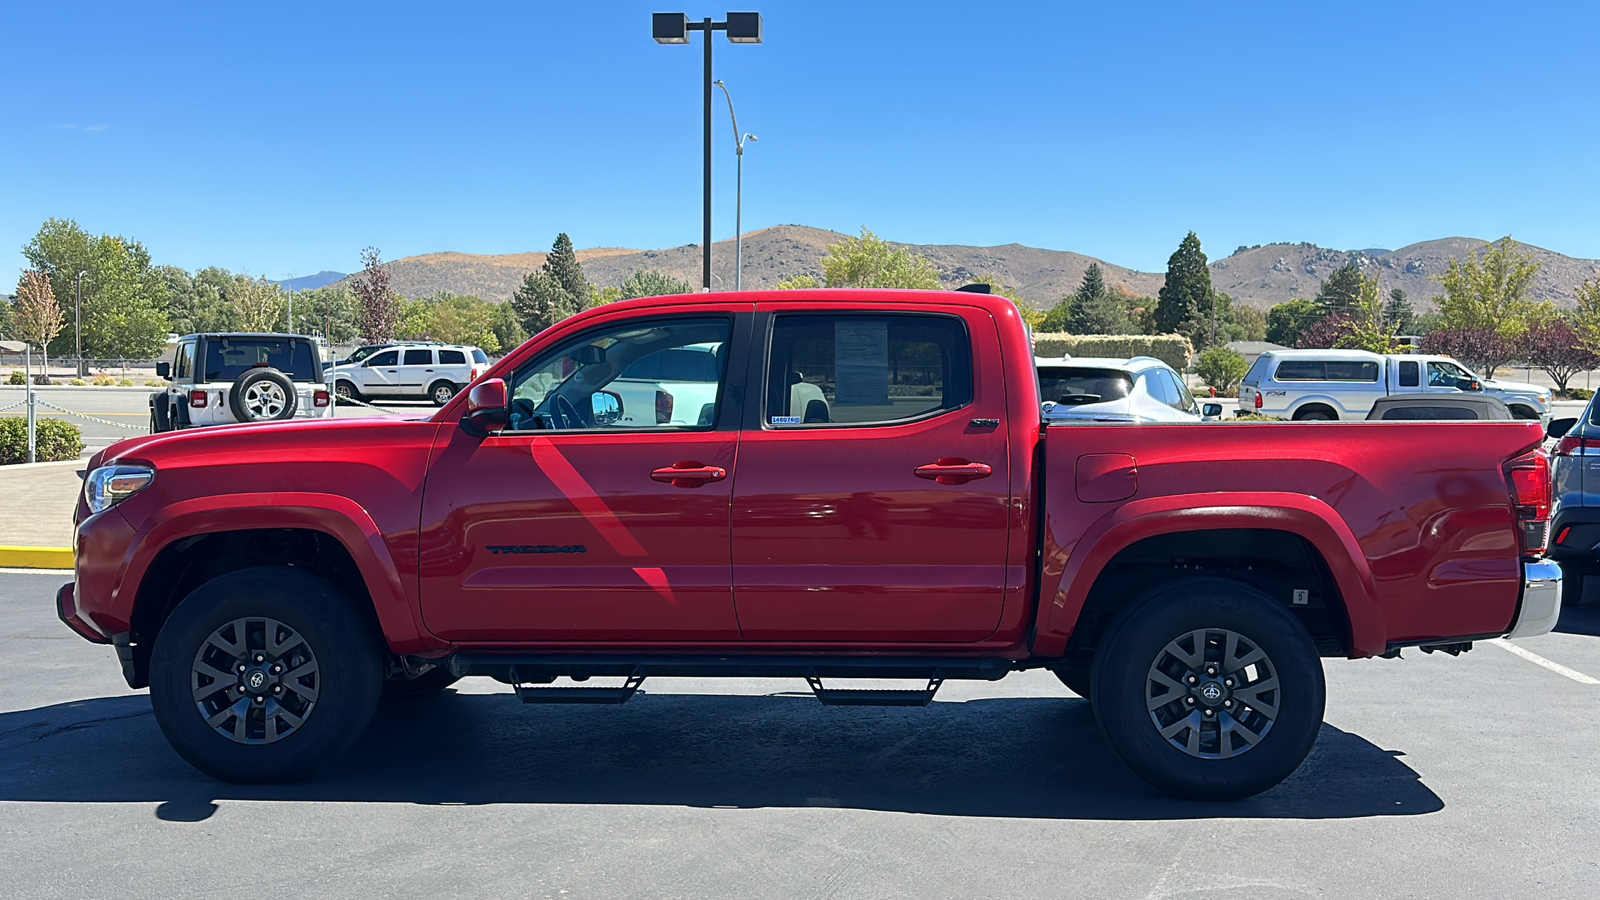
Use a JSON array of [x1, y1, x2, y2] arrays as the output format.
[[770, 416, 802, 425]]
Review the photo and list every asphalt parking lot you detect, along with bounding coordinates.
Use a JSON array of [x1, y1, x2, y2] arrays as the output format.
[[2, 571, 1598, 899]]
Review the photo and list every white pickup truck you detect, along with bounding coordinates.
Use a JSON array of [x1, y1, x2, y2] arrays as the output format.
[[1240, 348, 1551, 422]]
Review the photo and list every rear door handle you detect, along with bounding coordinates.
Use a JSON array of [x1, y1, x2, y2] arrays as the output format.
[[914, 460, 993, 485], [650, 463, 727, 488]]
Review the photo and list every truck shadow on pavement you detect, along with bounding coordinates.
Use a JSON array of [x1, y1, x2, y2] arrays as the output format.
[[0, 691, 1442, 822], [1554, 603, 1600, 637]]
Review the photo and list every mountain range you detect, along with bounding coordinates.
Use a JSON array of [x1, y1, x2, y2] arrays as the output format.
[[310, 226, 1600, 312]]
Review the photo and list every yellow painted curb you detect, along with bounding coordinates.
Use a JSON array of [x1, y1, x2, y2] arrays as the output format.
[[0, 546, 74, 569]]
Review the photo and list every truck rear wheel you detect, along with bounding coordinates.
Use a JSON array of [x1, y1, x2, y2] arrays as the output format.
[[1091, 579, 1325, 800], [148, 566, 383, 784]]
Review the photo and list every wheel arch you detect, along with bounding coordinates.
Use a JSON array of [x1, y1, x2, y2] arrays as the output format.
[[1036, 494, 1385, 659]]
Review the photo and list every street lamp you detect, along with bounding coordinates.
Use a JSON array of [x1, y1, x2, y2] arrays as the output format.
[[74, 269, 87, 378], [712, 80, 757, 291], [652, 11, 763, 291]]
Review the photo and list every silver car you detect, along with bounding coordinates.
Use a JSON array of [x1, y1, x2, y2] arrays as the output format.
[[1037, 356, 1215, 424]]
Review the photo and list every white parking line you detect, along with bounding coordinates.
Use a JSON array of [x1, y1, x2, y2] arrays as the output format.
[[1488, 638, 1600, 684]]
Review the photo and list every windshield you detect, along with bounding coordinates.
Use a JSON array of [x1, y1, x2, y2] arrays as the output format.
[[346, 345, 386, 365], [1037, 366, 1134, 405], [201, 338, 320, 383]]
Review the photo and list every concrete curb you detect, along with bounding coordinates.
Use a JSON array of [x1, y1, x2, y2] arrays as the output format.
[[0, 459, 85, 471], [0, 546, 73, 569]]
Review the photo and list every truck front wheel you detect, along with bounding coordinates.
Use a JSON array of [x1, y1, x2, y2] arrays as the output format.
[[1091, 579, 1325, 800], [148, 566, 383, 784]]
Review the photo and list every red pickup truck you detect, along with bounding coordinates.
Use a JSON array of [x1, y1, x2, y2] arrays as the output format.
[[58, 288, 1561, 799]]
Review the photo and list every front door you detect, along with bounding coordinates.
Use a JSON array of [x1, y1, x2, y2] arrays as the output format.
[[730, 306, 1013, 643], [358, 349, 402, 396], [419, 312, 747, 642]]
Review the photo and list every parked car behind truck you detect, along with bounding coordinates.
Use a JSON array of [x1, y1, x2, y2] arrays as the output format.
[[149, 333, 333, 433], [1240, 348, 1551, 422], [62, 288, 1560, 800]]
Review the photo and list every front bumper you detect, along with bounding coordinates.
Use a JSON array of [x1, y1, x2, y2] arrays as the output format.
[[57, 581, 109, 644], [1507, 560, 1563, 639]]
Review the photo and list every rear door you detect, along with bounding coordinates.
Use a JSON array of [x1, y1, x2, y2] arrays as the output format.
[[398, 348, 436, 394], [729, 304, 1013, 642]]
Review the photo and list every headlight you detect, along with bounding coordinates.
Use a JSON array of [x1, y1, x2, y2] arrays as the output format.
[[85, 464, 155, 514]]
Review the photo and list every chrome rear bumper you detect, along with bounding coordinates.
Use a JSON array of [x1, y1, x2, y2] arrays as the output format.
[[1507, 560, 1563, 639]]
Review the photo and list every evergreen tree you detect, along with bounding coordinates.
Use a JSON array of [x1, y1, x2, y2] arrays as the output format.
[[1066, 263, 1133, 334], [1383, 288, 1416, 333], [1154, 232, 1214, 343], [1315, 263, 1365, 317], [512, 233, 594, 336]]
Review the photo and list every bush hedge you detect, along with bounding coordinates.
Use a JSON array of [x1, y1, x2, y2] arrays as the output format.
[[0, 417, 85, 464], [1033, 333, 1193, 371], [1565, 388, 1594, 401], [7, 370, 26, 385]]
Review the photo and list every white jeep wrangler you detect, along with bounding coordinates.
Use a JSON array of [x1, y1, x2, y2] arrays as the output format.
[[150, 333, 333, 433]]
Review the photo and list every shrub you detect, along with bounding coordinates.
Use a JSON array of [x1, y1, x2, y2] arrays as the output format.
[[0, 417, 85, 464], [32, 375, 52, 386], [70, 379, 87, 386], [1224, 413, 1282, 422], [91, 374, 116, 386], [1566, 388, 1594, 401], [6, 370, 25, 386], [145, 379, 169, 388], [1032, 333, 1192, 371], [1195, 347, 1250, 394], [118, 378, 134, 387]]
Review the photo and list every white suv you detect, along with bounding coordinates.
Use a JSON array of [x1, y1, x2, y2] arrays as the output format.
[[327, 343, 489, 406], [1037, 356, 1218, 423], [150, 333, 334, 433]]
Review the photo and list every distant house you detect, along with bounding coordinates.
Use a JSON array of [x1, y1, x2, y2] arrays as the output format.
[[1225, 340, 1287, 370]]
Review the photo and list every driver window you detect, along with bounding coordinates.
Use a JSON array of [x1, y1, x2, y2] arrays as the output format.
[[368, 350, 398, 367], [506, 317, 732, 432]]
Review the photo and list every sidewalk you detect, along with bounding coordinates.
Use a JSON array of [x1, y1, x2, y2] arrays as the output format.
[[0, 462, 82, 567]]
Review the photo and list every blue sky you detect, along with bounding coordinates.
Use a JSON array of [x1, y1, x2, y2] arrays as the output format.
[[3, 0, 1598, 282]]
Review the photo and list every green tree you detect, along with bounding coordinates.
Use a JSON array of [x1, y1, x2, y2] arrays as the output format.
[[1333, 274, 1400, 354], [159, 265, 234, 335], [618, 269, 694, 301], [1195, 346, 1249, 393], [294, 284, 361, 344], [1038, 295, 1072, 332], [774, 274, 821, 290], [415, 293, 503, 351], [1265, 298, 1325, 346], [492, 301, 528, 353], [230, 277, 287, 333], [1154, 232, 1216, 346], [819, 227, 941, 290], [511, 233, 593, 336], [1383, 288, 1416, 333], [1433, 236, 1541, 350], [24, 218, 170, 359], [1066, 263, 1133, 334], [1231, 304, 1267, 342], [1314, 263, 1365, 317]]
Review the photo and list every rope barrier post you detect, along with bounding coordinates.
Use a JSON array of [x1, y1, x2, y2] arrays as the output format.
[[26, 344, 36, 464]]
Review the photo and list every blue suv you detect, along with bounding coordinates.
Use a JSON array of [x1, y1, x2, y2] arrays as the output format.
[[1548, 409, 1600, 603]]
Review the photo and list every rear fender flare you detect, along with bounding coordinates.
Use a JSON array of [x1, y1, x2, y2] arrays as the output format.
[[1038, 492, 1384, 657], [120, 492, 437, 653]]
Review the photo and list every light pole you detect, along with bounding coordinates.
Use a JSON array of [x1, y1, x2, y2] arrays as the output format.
[[652, 12, 763, 291], [74, 269, 87, 378], [713, 79, 757, 291]]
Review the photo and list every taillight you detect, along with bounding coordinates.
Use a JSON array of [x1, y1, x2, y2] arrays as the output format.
[[189, 389, 207, 409], [1554, 434, 1595, 457], [655, 389, 674, 425], [1506, 451, 1551, 555], [313, 390, 330, 408], [1254, 391, 1263, 409]]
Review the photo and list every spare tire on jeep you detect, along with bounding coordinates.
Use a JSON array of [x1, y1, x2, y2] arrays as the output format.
[[229, 367, 298, 423]]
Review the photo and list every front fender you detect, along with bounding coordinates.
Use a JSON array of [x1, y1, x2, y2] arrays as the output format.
[[119, 492, 437, 654], [1038, 492, 1386, 657]]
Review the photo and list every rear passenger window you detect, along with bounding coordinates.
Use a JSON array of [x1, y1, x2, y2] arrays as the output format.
[[1398, 360, 1420, 387], [1382, 406, 1480, 420], [403, 349, 433, 366], [439, 350, 466, 365], [1274, 361, 1324, 381], [765, 315, 972, 427]]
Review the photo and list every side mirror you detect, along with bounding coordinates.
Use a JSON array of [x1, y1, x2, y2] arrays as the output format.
[[1459, 378, 1483, 392], [460, 378, 508, 437], [1202, 402, 1223, 420], [1548, 417, 1578, 440], [592, 390, 623, 426], [155, 362, 171, 378]]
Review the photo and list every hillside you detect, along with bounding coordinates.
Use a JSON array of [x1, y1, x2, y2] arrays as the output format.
[[361, 226, 1600, 312]]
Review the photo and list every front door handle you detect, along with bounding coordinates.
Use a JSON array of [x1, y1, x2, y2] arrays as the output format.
[[914, 459, 993, 485], [650, 463, 727, 488]]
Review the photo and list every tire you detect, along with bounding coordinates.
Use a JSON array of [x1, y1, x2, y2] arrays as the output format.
[[228, 368, 298, 423], [1293, 407, 1336, 421], [1565, 570, 1587, 607], [149, 395, 170, 434], [1091, 577, 1325, 801], [428, 380, 458, 407], [148, 566, 384, 784], [332, 380, 361, 404], [383, 665, 460, 699]]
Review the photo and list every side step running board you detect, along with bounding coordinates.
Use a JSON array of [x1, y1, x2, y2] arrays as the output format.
[[806, 673, 944, 707], [511, 667, 644, 705]]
